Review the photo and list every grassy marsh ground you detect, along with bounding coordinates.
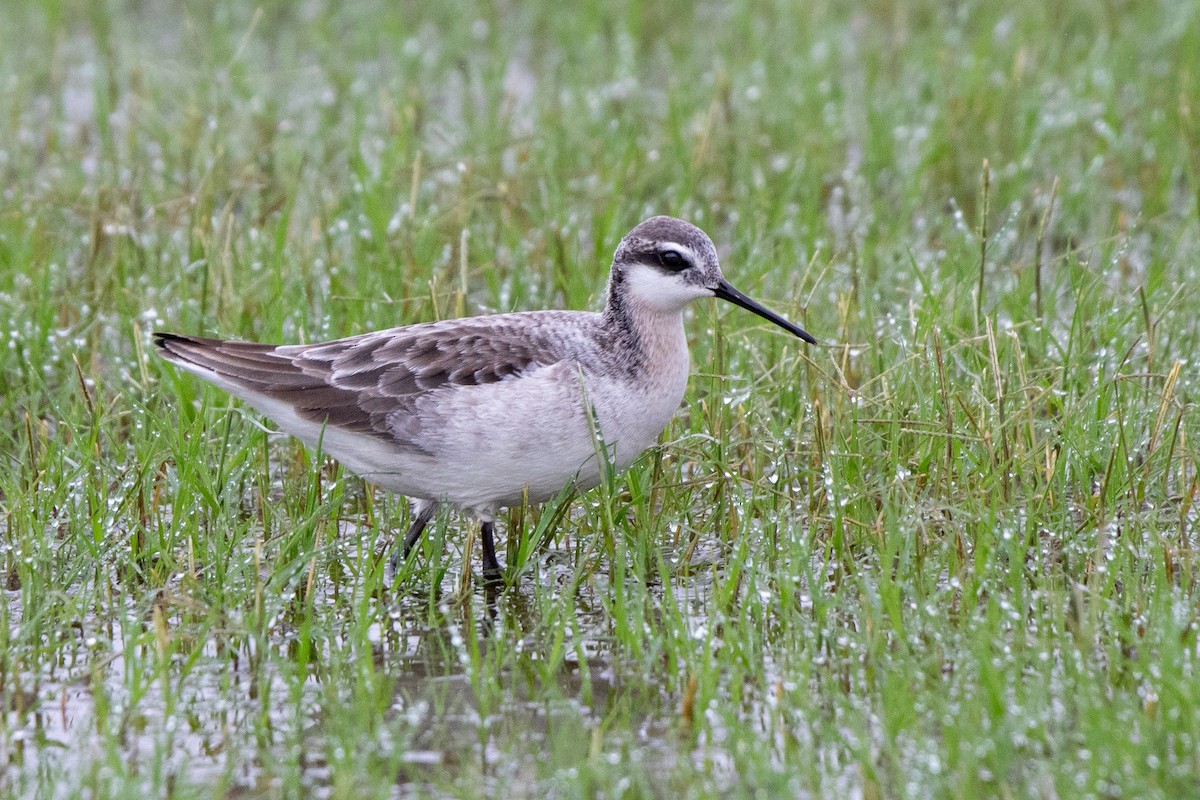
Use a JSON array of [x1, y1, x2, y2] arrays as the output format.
[[2, 0, 1200, 797]]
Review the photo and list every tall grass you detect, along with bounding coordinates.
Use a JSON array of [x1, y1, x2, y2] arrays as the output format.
[[2, 0, 1199, 797]]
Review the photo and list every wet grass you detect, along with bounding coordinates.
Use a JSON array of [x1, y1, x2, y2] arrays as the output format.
[[3, 0, 1200, 796]]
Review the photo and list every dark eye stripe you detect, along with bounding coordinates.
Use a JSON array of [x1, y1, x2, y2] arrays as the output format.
[[656, 250, 688, 271]]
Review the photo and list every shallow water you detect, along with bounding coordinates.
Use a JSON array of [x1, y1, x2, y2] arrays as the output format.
[[3, 514, 752, 796]]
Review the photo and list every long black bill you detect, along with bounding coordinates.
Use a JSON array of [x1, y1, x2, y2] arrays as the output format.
[[711, 279, 817, 344]]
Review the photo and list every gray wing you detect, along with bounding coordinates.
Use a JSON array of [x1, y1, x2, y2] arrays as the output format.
[[153, 315, 570, 438]]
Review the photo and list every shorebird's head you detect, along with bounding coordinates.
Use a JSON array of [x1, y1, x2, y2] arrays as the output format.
[[610, 216, 816, 344]]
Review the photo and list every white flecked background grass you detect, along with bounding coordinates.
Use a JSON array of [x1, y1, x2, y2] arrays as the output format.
[[2, 0, 1200, 797]]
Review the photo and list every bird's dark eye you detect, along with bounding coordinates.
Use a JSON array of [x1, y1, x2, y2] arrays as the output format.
[[657, 250, 688, 271]]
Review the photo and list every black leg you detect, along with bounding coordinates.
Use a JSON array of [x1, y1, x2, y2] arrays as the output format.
[[389, 502, 437, 573], [480, 520, 503, 583]]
